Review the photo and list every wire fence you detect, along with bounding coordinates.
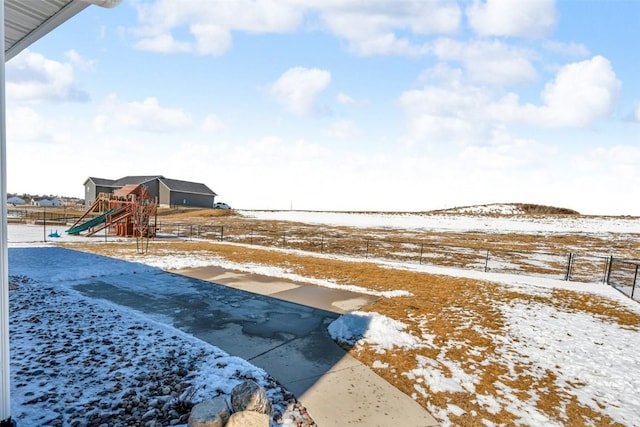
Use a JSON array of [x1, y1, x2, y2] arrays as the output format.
[[155, 222, 638, 301], [606, 258, 639, 301], [10, 213, 637, 301]]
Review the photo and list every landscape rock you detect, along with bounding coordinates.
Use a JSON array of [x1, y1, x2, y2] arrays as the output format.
[[230, 380, 273, 416], [187, 396, 230, 427], [226, 411, 270, 427]]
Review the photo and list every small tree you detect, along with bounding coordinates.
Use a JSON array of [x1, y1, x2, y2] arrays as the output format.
[[133, 194, 157, 255]]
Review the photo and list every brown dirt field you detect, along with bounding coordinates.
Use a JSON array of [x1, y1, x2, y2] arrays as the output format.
[[58, 210, 640, 426]]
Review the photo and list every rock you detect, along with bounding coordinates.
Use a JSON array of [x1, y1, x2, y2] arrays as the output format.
[[142, 408, 157, 420], [230, 380, 273, 416], [187, 396, 230, 427], [225, 411, 270, 427]]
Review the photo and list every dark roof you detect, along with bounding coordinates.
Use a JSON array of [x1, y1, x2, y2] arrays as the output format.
[[84, 175, 216, 197], [160, 178, 217, 196], [111, 175, 165, 186], [85, 177, 117, 186]]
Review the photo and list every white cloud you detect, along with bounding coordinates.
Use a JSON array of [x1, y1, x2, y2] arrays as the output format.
[[400, 56, 620, 148], [633, 103, 640, 123], [572, 145, 640, 175], [131, 0, 303, 55], [325, 119, 361, 139], [466, 0, 557, 38], [312, 0, 460, 55], [494, 56, 621, 127], [190, 24, 233, 55], [543, 41, 590, 57], [64, 50, 96, 72], [460, 128, 556, 169], [133, 34, 192, 54], [202, 114, 225, 132], [5, 50, 89, 102], [94, 94, 193, 132], [6, 108, 51, 142], [268, 67, 331, 115], [398, 74, 493, 146], [337, 92, 356, 104], [130, 1, 460, 57], [433, 38, 537, 85]]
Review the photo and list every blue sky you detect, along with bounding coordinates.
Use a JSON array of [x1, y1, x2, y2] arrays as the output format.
[[5, 0, 640, 215]]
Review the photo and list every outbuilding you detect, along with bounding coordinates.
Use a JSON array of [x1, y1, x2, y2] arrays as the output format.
[[83, 175, 218, 209]]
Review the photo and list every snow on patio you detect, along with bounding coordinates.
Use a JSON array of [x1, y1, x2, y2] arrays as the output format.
[[7, 237, 306, 425]]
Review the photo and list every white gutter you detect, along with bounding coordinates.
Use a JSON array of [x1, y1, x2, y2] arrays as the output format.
[[0, 1, 11, 423]]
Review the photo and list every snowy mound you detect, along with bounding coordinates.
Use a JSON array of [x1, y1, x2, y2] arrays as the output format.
[[434, 203, 580, 216], [444, 204, 525, 215]]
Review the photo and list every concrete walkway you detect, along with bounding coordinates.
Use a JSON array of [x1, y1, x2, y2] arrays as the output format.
[[173, 266, 440, 427]]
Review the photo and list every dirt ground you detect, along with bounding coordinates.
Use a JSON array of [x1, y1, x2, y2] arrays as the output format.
[[60, 208, 640, 426]]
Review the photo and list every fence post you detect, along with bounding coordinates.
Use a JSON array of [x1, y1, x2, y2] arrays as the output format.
[[419, 243, 424, 265], [220, 226, 224, 242], [365, 239, 370, 259], [565, 252, 573, 281], [282, 231, 286, 248], [605, 256, 614, 285], [189, 225, 193, 240], [484, 250, 490, 272], [601, 256, 610, 284], [632, 264, 639, 299]]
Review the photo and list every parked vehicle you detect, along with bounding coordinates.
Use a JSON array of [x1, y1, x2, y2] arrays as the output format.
[[214, 202, 231, 209]]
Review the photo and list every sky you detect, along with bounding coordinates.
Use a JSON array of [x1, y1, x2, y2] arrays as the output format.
[[4, 0, 640, 216]]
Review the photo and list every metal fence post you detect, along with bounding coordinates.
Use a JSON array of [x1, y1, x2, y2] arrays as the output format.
[[602, 256, 610, 283], [605, 256, 614, 285], [565, 252, 573, 281], [632, 264, 639, 299], [484, 250, 490, 272], [419, 243, 424, 265], [220, 226, 224, 242]]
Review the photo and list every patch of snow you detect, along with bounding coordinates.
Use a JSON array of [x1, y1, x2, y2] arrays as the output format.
[[240, 210, 640, 235], [327, 311, 425, 353], [444, 204, 525, 215], [131, 250, 410, 299], [372, 360, 389, 369]]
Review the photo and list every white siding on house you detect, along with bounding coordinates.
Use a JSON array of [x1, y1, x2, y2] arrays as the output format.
[[33, 198, 63, 207]]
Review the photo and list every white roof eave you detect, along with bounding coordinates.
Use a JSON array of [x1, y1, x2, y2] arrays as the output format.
[[5, 0, 121, 61]]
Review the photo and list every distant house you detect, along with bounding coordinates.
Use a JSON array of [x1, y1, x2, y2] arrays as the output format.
[[83, 175, 218, 209], [33, 197, 63, 207], [7, 196, 25, 205]]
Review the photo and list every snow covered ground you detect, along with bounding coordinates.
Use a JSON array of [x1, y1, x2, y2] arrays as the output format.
[[240, 210, 640, 235], [7, 228, 304, 426], [7, 213, 640, 426]]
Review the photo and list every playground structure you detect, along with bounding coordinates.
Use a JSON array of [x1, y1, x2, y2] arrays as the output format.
[[67, 184, 157, 238]]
